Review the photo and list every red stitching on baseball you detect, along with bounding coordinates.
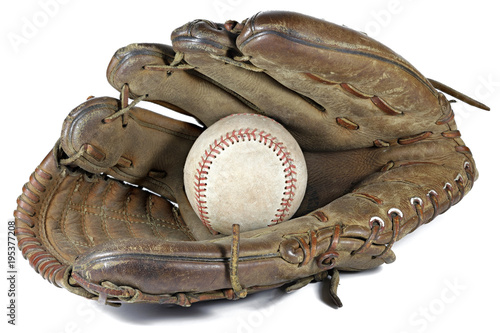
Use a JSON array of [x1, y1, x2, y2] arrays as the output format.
[[194, 125, 298, 230]]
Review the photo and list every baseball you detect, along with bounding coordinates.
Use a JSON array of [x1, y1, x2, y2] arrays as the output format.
[[184, 113, 308, 235]]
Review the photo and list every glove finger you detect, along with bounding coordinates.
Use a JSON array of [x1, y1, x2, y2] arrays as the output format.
[[70, 213, 390, 306], [60, 96, 200, 201], [170, 20, 327, 151], [236, 11, 440, 110], [235, 11, 445, 150], [106, 43, 256, 127], [58, 96, 215, 240]]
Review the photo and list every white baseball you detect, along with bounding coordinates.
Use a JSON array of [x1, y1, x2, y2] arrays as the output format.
[[184, 113, 308, 235]]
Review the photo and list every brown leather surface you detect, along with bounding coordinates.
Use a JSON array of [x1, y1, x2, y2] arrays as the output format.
[[14, 10, 485, 306]]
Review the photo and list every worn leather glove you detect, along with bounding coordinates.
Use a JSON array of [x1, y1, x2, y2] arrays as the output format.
[[14, 11, 489, 307]]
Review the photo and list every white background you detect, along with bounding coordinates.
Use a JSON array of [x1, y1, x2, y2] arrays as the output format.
[[1, 0, 498, 332]]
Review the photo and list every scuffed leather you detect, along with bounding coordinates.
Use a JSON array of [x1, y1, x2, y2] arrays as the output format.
[[14, 11, 485, 307]]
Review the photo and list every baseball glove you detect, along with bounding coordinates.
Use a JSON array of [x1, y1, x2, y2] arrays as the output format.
[[14, 11, 489, 307]]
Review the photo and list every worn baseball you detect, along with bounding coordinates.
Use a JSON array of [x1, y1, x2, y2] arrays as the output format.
[[184, 113, 307, 235]]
